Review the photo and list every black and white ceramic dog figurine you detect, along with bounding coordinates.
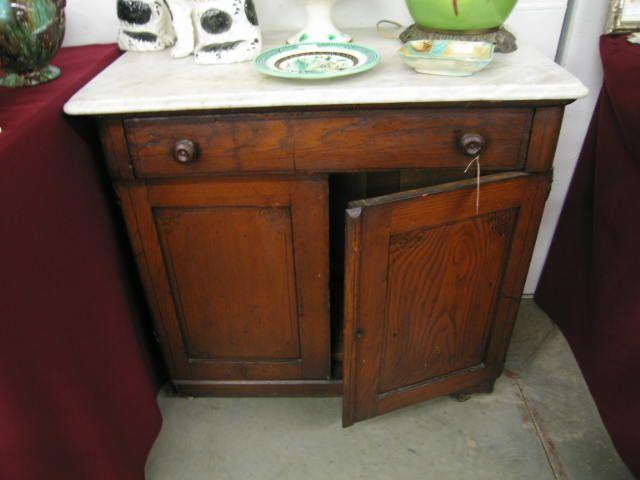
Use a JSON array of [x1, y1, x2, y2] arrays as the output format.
[[117, 0, 261, 64], [117, 0, 176, 51], [167, 0, 261, 64]]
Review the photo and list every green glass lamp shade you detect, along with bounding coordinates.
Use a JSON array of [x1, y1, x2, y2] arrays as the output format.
[[0, 0, 66, 87], [404, 0, 518, 32]]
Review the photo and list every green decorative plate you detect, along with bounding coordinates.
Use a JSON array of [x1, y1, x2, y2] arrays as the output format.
[[255, 42, 380, 80]]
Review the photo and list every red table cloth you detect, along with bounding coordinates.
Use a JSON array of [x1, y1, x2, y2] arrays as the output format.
[[0, 46, 161, 480], [535, 36, 640, 477]]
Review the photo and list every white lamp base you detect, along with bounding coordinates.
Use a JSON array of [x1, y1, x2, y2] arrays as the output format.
[[288, 0, 352, 44]]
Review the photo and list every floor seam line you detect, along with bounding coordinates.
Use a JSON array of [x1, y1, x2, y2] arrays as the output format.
[[512, 377, 561, 480]]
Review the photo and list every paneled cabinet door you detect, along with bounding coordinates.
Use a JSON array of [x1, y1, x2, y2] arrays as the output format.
[[120, 176, 331, 389], [342, 172, 549, 426]]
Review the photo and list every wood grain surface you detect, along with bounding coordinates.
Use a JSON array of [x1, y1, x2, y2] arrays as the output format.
[[343, 173, 549, 425], [120, 176, 331, 383], [121, 107, 533, 178], [100, 101, 566, 401], [125, 114, 295, 177], [294, 108, 532, 172]]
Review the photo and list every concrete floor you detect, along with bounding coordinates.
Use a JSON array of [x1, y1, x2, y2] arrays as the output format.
[[146, 300, 633, 480]]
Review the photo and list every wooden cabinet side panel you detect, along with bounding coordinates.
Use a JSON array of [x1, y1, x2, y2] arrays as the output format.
[[98, 118, 134, 180], [526, 106, 565, 172]]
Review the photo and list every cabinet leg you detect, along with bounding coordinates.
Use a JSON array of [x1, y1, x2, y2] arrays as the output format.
[[451, 392, 472, 402], [450, 379, 496, 402]]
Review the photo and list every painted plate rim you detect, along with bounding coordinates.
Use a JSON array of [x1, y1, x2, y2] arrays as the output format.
[[254, 42, 381, 80]]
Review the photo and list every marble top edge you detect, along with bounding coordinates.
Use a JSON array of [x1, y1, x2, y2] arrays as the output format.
[[64, 29, 588, 116], [64, 87, 588, 116]]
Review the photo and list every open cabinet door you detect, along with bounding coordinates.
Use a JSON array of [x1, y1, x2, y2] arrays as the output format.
[[342, 172, 549, 427]]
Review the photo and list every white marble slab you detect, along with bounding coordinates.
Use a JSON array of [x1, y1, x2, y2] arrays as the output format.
[[64, 29, 588, 116]]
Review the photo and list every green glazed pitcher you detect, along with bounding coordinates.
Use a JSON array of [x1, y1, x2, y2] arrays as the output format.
[[0, 0, 66, 87], [405, 0, 518, 32]]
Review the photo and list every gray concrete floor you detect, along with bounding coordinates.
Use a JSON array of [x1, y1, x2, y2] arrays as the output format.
[[146, 300, 633, 480]]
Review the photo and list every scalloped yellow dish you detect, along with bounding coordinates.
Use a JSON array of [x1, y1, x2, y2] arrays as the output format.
[[399, 40, 495, 76]]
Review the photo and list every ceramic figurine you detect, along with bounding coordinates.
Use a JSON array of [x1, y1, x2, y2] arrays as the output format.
[[165, 0, 195, 58], [288, 0, 351, 44], [117, 0, 176, 52], [0, 0, 66, 87], [167, 0, 261, 65]]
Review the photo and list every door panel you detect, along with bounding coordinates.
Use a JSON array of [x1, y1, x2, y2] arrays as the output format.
[[379, 209, 517, 393], [129, 176, 330, 382], [155, 206, 300, 361], [343, 172, 549, 426]]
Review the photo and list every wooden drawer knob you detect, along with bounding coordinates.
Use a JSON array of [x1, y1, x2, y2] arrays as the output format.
[[173, 139, 198, 164], [459, 133, 486, 157]]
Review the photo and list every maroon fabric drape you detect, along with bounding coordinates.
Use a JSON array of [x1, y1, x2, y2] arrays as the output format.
[[0, 46, 162, 480], [536, 36, 640, 477]]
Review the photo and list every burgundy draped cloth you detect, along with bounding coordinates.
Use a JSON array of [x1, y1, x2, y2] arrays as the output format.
[[0, 46, 161, 480], [535, 36, 640, 477]]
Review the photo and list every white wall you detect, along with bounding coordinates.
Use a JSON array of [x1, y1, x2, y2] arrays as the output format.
[[63, 0, 567, 57], [523, 0, 607, 293], [64, 0, 603, 295]]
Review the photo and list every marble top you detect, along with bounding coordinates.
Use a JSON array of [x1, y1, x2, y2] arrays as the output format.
[[64, 29, 588, 116]]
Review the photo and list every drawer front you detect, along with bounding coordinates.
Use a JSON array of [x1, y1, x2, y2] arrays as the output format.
[[125, 114, 295, 178], [124, 108, 533, 178], [294, 108, 533, 172]]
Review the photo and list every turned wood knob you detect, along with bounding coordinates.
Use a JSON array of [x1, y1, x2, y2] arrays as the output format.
[[459, 133, 486, 157], [173, 139, 198, 164]]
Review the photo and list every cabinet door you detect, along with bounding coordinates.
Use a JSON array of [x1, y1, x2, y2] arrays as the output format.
[[122, 176, 330, 388], [342, 172, 549, 426]]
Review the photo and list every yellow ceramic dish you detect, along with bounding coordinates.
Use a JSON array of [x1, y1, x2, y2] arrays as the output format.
[[398, 39, 495, 76]]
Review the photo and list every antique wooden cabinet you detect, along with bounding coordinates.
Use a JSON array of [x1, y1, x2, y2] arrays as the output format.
[[65, 31, 586, 427]]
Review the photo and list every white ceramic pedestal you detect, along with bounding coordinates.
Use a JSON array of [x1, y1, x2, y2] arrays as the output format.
[[288, 0, 352, 44]]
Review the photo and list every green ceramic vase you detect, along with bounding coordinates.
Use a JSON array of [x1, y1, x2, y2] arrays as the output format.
[[0, 0, 66, 87], [404, 0, 518, 32]]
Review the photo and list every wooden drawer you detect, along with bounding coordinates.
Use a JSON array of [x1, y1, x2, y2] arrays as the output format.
[[124, 114, 295, 178], [124, 108, 533, 179], [293, 108, 533, 172]]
